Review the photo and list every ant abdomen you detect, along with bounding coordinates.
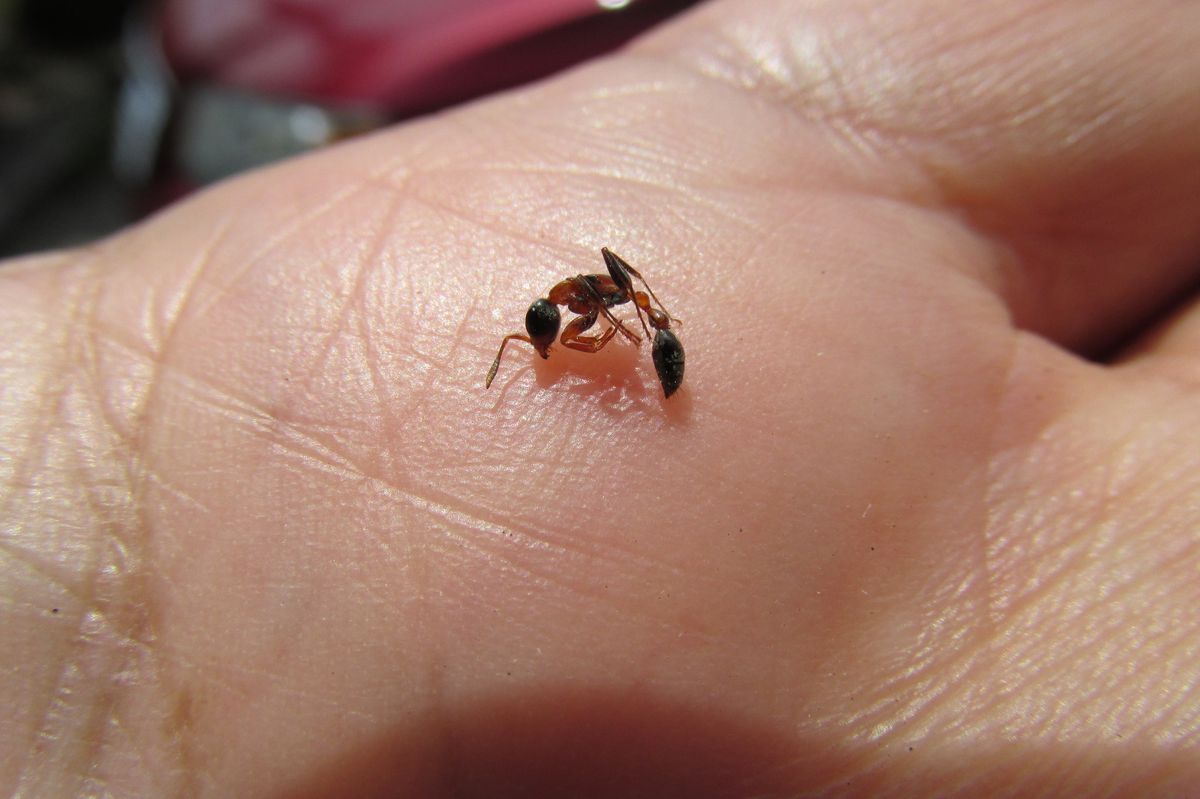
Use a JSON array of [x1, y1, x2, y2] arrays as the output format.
[[652, 329, 685, 398], [525, 298, 560, 358]]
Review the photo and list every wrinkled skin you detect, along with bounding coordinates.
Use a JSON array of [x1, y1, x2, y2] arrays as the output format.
[[3, 1, 1199, 796]]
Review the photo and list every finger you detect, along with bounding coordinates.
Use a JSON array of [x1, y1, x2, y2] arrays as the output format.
[[642, 0, 1200, 355], [1114, 289, 1200, 383]]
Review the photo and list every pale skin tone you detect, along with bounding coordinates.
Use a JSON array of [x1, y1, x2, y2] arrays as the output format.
[[3, 0, 1199, 795]]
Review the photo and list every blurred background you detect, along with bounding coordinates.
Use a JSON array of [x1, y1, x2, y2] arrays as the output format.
[[0, 0, 701, 257]]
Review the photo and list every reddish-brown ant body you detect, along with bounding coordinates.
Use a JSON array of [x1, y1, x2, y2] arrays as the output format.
[[485, 248, 685, 397]]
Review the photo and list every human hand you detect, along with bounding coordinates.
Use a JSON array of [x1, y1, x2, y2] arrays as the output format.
[[3, 1, 1198, 796]]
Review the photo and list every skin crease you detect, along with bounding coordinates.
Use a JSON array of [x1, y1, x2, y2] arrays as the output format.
[[2, 0, 1199, 795]]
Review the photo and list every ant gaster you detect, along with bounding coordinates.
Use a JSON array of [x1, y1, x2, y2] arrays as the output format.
[[485, 248, 685, 398]]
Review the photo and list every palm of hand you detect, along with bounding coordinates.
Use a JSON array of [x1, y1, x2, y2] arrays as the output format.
[[4, 1, 1199, 796]]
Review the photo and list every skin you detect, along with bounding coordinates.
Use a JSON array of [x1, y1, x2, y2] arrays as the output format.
[[2, 0, 1199, 795]]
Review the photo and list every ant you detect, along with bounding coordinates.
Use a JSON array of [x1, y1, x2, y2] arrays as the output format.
[[485, 247, 685, 397]]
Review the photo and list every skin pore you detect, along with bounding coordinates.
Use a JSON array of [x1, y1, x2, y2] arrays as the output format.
[[2, 0, 1199, 796]]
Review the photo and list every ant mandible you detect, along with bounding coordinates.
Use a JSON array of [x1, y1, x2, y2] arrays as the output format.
[[485, 247, 685, 397]]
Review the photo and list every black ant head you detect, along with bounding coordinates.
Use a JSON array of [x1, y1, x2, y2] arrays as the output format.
[[601, 247, 634, 294], [525, 298, 560, 358]]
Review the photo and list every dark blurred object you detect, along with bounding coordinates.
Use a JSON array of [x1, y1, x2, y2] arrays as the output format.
[[20, 0, 129, 48], [2, 0, 701, 257], [0, 0, 135, 256]]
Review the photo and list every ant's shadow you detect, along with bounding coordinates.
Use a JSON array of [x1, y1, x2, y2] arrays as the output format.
[[521, 341, 693, 424]]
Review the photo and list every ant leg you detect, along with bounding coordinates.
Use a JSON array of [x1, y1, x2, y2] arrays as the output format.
[[598, 302, 644, 345], [561, 320, 621, 353], [559, 310, 612, 354], [601, 248, 675, 334], [570, 275, 643, 345], [560, 309, 623, 353], [612, 253, 677, 324], [485, 333, 532, 388]]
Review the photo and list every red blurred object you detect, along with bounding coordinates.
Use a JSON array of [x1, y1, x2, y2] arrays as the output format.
[[162, 0, 697, 114], [111, 0, 698, 205]]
